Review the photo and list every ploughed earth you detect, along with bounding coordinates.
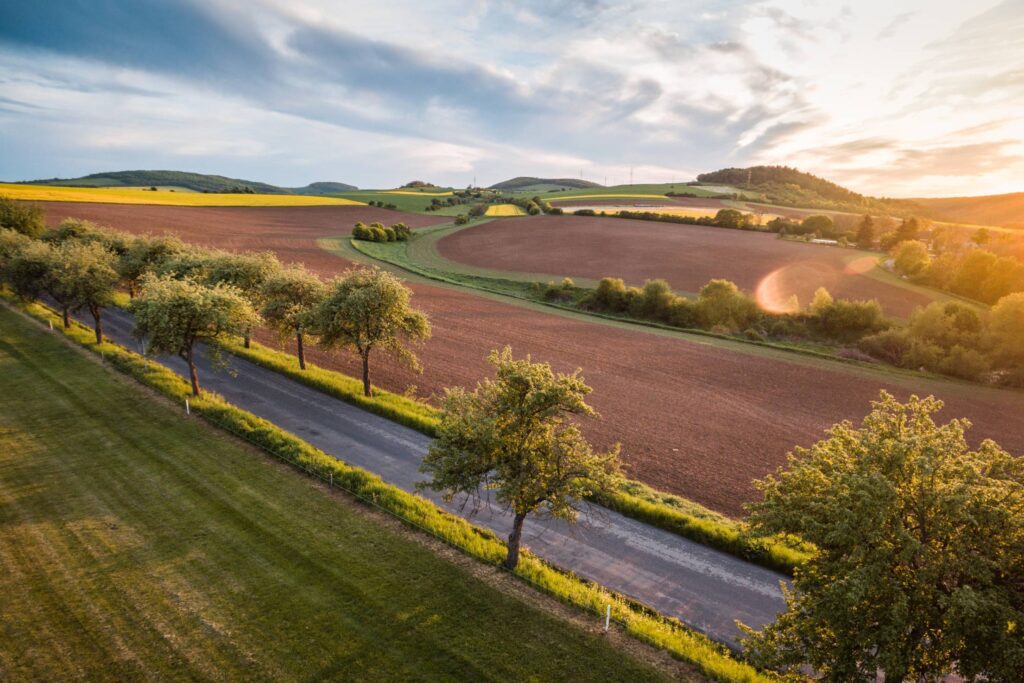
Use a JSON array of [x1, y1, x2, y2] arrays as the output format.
[[39, 202, 1024, 517]]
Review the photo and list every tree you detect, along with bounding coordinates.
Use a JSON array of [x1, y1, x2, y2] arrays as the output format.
[[7, 241, 78, 327], [809, 286, 833, 315], [695, 279, 759, 331], [742, 392, 1024, 682], [800, 214, 834, 237], [206, 251, 279, 347], [973, 227, 991, 246], [989, 292, 1024, 368], [260, 266, 325, 370], [0, 195, 45, 237], [713, 208, 749, 229], [310, 266, 430, 397], [854, 215, 875, 248], [129, 275, 258, 396], [419, 348, 622, 570], [118, 234, 185, 297], [63, 241, 119, 343], [892, 240, 931, 277], [0, 228, 32, 286], [951, 249, 997, 301]]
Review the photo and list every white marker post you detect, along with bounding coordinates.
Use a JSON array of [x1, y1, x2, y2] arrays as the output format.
[[49, 320, 53, 331], [604, 605, 611, 632], [329, 472, 333, 488], [185, 398, 190, 415]]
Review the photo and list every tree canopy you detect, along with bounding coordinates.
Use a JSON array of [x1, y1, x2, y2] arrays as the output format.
[[129, 275, 258, 395], [419, 348, 622, 570], [310, 266, 430, 396], [742, 391, 1024, 681], [260, 265, 326, 370]]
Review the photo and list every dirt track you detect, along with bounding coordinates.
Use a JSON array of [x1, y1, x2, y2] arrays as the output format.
[[438, 214, 934, 317], [40, 202, 1024, 516]]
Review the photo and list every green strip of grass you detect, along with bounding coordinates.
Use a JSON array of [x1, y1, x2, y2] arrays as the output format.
[[2, 295, 775, 683], [0, 304, 672, 682]]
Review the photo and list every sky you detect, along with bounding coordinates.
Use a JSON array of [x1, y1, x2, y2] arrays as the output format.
[[1, 0, 1022, 197]]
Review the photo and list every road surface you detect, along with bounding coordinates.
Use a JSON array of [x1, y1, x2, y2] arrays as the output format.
[[75, 305, 788, 648]]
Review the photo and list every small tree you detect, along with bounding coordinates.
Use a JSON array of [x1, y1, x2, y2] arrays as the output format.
[[260, 266, 326, 370], [742, 392, 1024, 681], [206, 251, 279, 347], [118, 234, 185, 297], [419, 348, 623, 570], [310, 266, 430, 396], [0, 195, 45, 237], [64, 241, 119, 343], [892, 240, 931, 277], [854, 215, 875, 248], [989, 292, 1024, 368], [7, 241, 77, 327], [129, 275, 258, 395], [0, 228, 32, 288]]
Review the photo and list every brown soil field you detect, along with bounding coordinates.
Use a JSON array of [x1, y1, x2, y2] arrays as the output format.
[[438, 214, 934, 317], [40, 202, 1024, 517]]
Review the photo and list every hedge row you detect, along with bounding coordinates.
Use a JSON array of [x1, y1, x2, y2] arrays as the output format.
[[4, 293, 774, 683], [219, 332, 809, 574]]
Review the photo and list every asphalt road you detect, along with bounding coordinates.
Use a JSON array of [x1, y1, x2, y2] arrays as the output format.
[[79, 305, 788, 648]]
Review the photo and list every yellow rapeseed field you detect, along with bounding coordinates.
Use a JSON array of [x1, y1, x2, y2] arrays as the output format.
[[484, 204, 526, 217], [381, 189, 453, 196], [0, 184, 364, 207]]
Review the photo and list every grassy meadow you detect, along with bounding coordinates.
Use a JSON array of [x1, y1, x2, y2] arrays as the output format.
[[0, 305, 669, 682], [0, 183, 364, 207]]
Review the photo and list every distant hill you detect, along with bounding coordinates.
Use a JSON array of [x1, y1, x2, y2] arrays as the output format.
[[696, 166, 892, 213], [907, 193, 1024, 229], [20, 170, 356, 195], [290, 181, 358, 195], [489, 177, 603, 191]]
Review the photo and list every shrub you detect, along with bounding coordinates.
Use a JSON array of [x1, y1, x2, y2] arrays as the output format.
[[696, 279, 759, 331], [574, 209, 596, 217], [892, 240, 931, 277], [453, 215, 469, 225], [383, 227, 397, 242], [637, 279, 674, 320], [0, 195, 45, 238], [812, 298, 886, 342], [666, 298, 698, 328], [800, 214, 834, 237], [859, 329, 911, 365], [588, 277, 628, 311], [939, 345, 991, 381]]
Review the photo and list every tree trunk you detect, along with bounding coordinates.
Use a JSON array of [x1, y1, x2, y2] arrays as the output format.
[[504, 512, 528, 570], [361, 351, 372, 397], [186, 346, 200, 396], [62, 306, 70, 329], [296, 331, 306, 370], [128, 282, 135, 298], [243, 327, 251, 349], [91, 306, 103, 344]]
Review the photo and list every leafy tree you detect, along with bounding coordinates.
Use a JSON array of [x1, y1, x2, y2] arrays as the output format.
[[743, 392, 1024, 682], [951, 249, 997, 301], [260, 266, 326, 370], [973, 227, 991, 246], [310, 266, 430, 397], [129, 275, 258, 395], [7, 241, 80, 327], [989, 292, 1024, 368], [800, 214, 834, 237], [854, 215, 875, 248], [157, 248, 218, 281], [118, 234, 186, 297], [63, 241, 119, 343], [419, 348, 622, 570], [713, 208, 749, 229], [695, 279, 759, 331], [892, 240, 931, 277], [809, 286, 833, 315], [41, 218, 101, 244], [0, 195, 45, 237], [206, 251, 279, 347], [0, 228, 32, 286]]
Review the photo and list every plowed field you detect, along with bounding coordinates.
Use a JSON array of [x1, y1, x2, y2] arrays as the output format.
[[437, 215, 937, 317], [38, 202, 1024, 516]]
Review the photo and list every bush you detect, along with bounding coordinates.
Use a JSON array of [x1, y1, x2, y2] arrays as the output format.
[[812, 298, 886, 342], [0, 195, 45, 238], [800, 214, 834, 237], [453, 215, 469, 225], [859, 329, 911, 365], [696, 279, 759, 331], [383, 227, 397, 242], [573, 209, 596, 217], [939, 345, 991, 381], [637, 279, 674, 320], [588, 277, 628, 311], [892, 240, 931, 277]]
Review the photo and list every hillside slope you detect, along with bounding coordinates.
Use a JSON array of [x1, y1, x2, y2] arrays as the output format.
[[17, 170, 356, 194], [490, 176, 603, 191], [910, 193, 1024, 229]]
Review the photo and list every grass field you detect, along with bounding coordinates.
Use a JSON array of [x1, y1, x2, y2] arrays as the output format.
[[0, 183, 364, 207], [0, 305, 668, 681], [485, 203, 527, 216], [332, 190, 452, 212], [537, 183, 756, 201]]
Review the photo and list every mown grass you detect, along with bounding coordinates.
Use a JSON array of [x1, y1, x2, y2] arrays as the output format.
[[0, 304, 676, 682], [3, 296, 776, 683], [0, 183, 364, 207], [332, 190, 452, 212]]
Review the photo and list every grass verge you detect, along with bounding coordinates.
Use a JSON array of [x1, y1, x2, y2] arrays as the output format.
[[0, 304, 676, 681], [2, 293, 777, 683]]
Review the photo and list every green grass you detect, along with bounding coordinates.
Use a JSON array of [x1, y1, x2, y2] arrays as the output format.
[[3, 295, 774, 682], [333, 189, 455, 212], [533, 183, 756, 201], [0, 304, 678, 682]]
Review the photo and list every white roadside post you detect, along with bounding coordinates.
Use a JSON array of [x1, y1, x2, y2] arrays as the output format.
[[185, 398, 190, 415], [604, 604, 610, 632], [48, 320, 53, 331]]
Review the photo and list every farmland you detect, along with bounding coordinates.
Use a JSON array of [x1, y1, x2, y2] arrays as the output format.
[[437, 214, 941, 317], [485, 203, 527, 216], [33, 201, 1024, 517], [0, 304, 670, 681], [0, 183, 364, 207], [533, 183, 755, 201]]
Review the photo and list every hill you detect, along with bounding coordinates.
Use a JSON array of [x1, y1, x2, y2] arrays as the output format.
[[908, 193, 1024, 229], [489, 176, 603, 192], [18, 170, 356, 194], [290, 181, 359, 195]]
